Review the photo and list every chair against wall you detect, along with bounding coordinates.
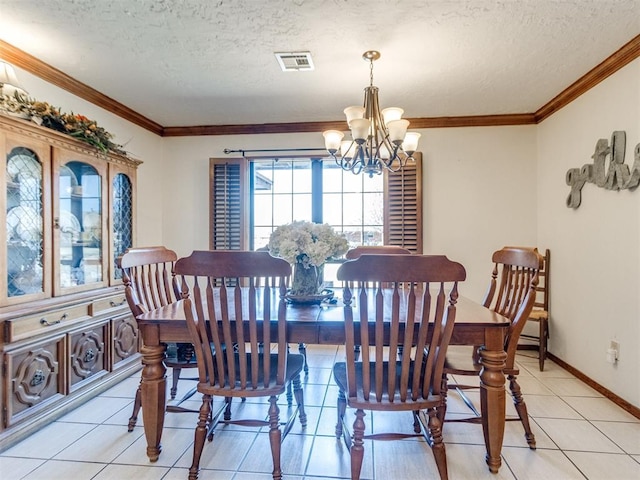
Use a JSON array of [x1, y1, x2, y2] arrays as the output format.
[[443, 246, 543, 449], [519, 248, 550, 371], [333, 254, 466, 480], [119, 246, 197, 431], [174, 250, 307, 480]]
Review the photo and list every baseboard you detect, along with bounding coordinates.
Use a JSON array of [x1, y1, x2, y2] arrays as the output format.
[[547, 352, 640, 420]]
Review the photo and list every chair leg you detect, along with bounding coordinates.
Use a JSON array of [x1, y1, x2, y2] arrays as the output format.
[[223, 396, 233, 421], [292, 374, 308, 427], [128, 378, 142, 432], [437, 375, 448, 425], [428, 407, 448, 480], [539, 317, 548, 371], [508, 374, 536, 449], [350, 409, 366, 480], [268, 395, 283, 480], [170, 367, 181, 399], [189, 394, 212, 480], [336, 389, 346, 437], [286, 381, 293, 406], [354, 345, 361, 361], [298, 343, 309, 374]]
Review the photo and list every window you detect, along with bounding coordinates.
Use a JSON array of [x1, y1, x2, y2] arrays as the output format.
[[209, 153, 422, 257]]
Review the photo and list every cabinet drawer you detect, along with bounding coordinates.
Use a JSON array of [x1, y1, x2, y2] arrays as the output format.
[[90, 294, 128, 316], [3, 335, 66, 427], [112, 314, 140, 367], [69, 320, 109, 392], [5, 304, 91, 342]]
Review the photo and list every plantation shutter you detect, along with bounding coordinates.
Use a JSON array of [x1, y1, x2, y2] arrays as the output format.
[[384, 152, 423, 253], [209, 158, 247, 250]]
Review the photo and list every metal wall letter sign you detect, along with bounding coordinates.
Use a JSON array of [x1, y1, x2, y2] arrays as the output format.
[[566, 131, 640, 208]]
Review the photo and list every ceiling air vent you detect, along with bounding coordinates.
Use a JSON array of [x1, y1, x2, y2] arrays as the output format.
[[274, 51, 314, 72]]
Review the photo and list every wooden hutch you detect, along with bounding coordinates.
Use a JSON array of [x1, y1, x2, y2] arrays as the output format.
[[0, 114, 141, 449]]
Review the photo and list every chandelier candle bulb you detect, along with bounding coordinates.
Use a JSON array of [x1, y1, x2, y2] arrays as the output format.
[[402, 132, 421, 155], [382, 107, 404, 125], [350, 118, 371, 141], [387, 119, 410, 143], [344, 106, 365, 124], [323, 130, 344, 153]]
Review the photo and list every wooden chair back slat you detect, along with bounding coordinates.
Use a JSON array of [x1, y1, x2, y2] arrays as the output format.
[[337, 254, 466, 404], [119, 246, 179, 317], [174, 250, 291, 394], [481, 247, 543, 368]]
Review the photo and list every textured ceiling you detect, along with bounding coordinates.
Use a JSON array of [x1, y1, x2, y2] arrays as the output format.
[[0, 0, 638, 128]]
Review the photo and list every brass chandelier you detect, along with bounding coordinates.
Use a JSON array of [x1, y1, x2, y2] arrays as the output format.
[[323, 50, 420, 177]]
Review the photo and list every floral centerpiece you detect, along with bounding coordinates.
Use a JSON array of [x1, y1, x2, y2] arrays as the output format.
[[0, 90, 127, 156], [268, 221, 349, 298]]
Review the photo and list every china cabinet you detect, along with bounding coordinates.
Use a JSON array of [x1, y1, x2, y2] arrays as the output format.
[[0, 114, 141, 449]]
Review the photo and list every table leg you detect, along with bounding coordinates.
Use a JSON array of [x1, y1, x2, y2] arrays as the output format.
[[140, 340, 167, 462], [479, 334, 507, 474]]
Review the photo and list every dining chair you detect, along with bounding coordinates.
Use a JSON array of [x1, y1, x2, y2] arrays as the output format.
[[443, 246, 543, 449], [173, 250, 307, 480], [333, 253, 466, 480], [344, 245, 412, 360], [119, 246, 198, 431], [519, 248, 550, 371]]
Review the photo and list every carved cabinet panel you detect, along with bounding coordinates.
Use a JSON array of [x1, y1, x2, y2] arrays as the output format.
[[3, 335, 65, 427], [68, 320, 109, 392], [112, 314, 139, 367]]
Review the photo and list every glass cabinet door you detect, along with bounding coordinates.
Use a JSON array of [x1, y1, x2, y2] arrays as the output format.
[[53, 149, 108, 295], [110, 167, 134, 283], [2, 134, 52, 305]]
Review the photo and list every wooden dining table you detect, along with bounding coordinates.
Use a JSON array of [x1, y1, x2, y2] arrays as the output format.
[[135, 289, 510, 474]]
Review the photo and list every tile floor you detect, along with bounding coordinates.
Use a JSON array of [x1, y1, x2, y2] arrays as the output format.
[[1, 346, 638, 480]]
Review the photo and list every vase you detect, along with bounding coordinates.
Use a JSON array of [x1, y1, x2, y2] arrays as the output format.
[[291, 262, 322, 296], [287, 263, 333, 305]]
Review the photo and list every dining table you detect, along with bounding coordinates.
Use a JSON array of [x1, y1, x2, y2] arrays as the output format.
[[135, 288, 510, 474]]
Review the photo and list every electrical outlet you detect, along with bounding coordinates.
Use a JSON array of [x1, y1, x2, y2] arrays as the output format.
[[606, 340, 620, 364]]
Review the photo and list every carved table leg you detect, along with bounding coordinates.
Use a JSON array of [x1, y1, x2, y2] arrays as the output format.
[[140, 340, 167, 462], [479, 333, 507, 474]]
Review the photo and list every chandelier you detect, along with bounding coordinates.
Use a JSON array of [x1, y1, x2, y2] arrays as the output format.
[[323, 51, 420, 177]]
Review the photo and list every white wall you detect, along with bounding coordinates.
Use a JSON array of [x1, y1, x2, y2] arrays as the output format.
[[537, 58, 640, 406], [14, 69, 165, 246], [161, 126, 538, 300]]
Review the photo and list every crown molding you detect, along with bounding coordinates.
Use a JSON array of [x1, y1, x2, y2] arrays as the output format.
[[0, 40, 163, 136], [535, 34, 640, 122], [2, 35, 638, 137]]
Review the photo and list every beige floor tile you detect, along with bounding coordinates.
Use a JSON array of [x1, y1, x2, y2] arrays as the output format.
[[504, 418, 557, 450], [501, 447, 585, 479], [564, 451, 640, 480], [53, 424, 143, 463], [100, 375, 141, 398], [306, 435, 374, 479], [57, 396, 133, 424], [0, 457, 46, 479], [562, 396, 640, 422], [315, 406, 340, 437], [521, 394, 582, 419], [0, 421, 96, 459], [163, 467, 234, 480], [373, 437, 442, 479], [519, 361, 576, 379], [513, 376, 555, 396], [592, 421, 640, 455], [114, 426, 194, 467], [305, 354, 339, 369], [175, 430, 257, 471], [22, 459, 107, 480], [238, 432, 313, 476], [534, 418, 623, 453], [540, 377, 603, 397], [302, 383, 329, 407], [446, 443, 516, 479], [92, 463, 169, 480], [302, 366, 333, 385]]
